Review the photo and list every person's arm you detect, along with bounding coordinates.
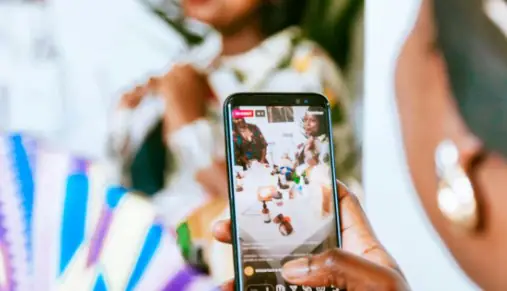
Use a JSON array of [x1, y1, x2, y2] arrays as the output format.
[[233, 133, 248, 168], [259, 132, 268, 164], [293, 143, 305, 169], [253, 124, 268, 163], [150, 63, 222, 183], [152, 117, 227, 229], [260, 148, 267, 164]]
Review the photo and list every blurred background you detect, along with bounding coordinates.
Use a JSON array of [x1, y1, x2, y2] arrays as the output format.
[[0, 0, 483, 290], [0, 0, 364, 156]]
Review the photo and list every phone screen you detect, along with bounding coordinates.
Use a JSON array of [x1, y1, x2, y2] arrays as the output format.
[[228, 104, 340, 291]]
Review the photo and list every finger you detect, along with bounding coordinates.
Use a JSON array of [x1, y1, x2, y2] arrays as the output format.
[[119, 92, 141, 109], [220, 279, 234, 291], [118, 92, 133, 108], [212, 219, 232, 244], [133, 85, 144, 95], [282, 249, 404, 290], [147, 77, 160, 92], [336, 181, 399, 269], [131, 86, 147, 102]]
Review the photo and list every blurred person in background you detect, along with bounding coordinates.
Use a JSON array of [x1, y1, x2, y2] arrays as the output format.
[[109, 0, 362, 282], [212, 0, 507, 290]]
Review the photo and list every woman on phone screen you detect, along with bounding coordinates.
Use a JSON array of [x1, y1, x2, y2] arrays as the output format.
[[294, 106, 331, 169]]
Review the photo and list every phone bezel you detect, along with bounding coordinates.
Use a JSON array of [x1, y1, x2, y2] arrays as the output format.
[[223, 92, 343, 291]]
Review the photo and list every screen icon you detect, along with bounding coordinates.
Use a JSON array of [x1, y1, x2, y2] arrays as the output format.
[[255, 110, 266, 117], [289, 286, 298, 291], [244, 266, 255, 277], [302, 287, 312, 291], [233, 109, 254, 118], [247, 284, 274, 291], [276, 285, 286, 291]]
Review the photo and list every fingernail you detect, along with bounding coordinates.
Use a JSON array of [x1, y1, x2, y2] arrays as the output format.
[[282, 257, 310, 280]]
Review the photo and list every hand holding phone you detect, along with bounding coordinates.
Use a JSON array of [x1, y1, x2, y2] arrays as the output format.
[[223, 93, 344, 291], [213, 180, 407, 291]]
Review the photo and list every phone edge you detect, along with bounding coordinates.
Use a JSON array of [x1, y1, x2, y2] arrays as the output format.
[[222, 92, 343, 291]]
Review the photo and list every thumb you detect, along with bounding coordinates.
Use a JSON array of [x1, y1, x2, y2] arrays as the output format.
[[220, 280, 234, 291], [281, 249, 407, 290]]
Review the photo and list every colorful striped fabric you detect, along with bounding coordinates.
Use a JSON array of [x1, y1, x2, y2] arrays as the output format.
[[0, 134, 220, 291]]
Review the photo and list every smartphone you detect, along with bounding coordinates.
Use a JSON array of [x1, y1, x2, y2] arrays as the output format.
[[223, 93, 342, 291]]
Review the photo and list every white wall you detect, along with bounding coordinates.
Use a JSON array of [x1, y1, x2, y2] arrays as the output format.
[[0, 0, 185, 158], [364, 1, 478, 290]]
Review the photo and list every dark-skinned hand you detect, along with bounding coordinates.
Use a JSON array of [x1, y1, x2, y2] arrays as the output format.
[[213, 181, 411, 291]]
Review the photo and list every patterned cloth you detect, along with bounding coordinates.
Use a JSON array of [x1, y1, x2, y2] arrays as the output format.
[[0, 133, 219, 291]]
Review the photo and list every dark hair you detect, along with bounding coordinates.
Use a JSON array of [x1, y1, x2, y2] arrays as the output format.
[[261, 0, 364, 70], [144, 0, 205, 46], [434, 0, 507, 158], [130, 120, 172, 196], [259, 0, 309, 36], [302, 0, 364, 70], [148, 0, 363, 71], [303, 106, 327, 137], [232, 118, 247, 133]]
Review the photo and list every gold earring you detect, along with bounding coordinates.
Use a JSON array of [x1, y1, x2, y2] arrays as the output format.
[[435, 140, 479, 231]]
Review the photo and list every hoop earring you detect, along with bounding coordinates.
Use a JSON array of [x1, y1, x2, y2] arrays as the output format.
[[435, 140, 479, 231]]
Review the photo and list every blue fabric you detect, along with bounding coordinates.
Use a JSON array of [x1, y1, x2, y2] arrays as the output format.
[[93, 274, 108, 291], [59, 172, 89, 274], [8, 134, 35, 262], [125, 224, 163, 290], [105, 186, 127, 209]]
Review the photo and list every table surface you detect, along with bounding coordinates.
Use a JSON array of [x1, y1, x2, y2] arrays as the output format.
[[234, 165, 334, 258]]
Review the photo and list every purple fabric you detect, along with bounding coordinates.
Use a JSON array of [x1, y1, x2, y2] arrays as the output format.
[[162, 266, 200, 291], [0, 243, 13, 291], [0, 203, 5, 243], [72, 159, 88, 174], [86, 208, 113, 268], [0, 200, 12, 291]]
